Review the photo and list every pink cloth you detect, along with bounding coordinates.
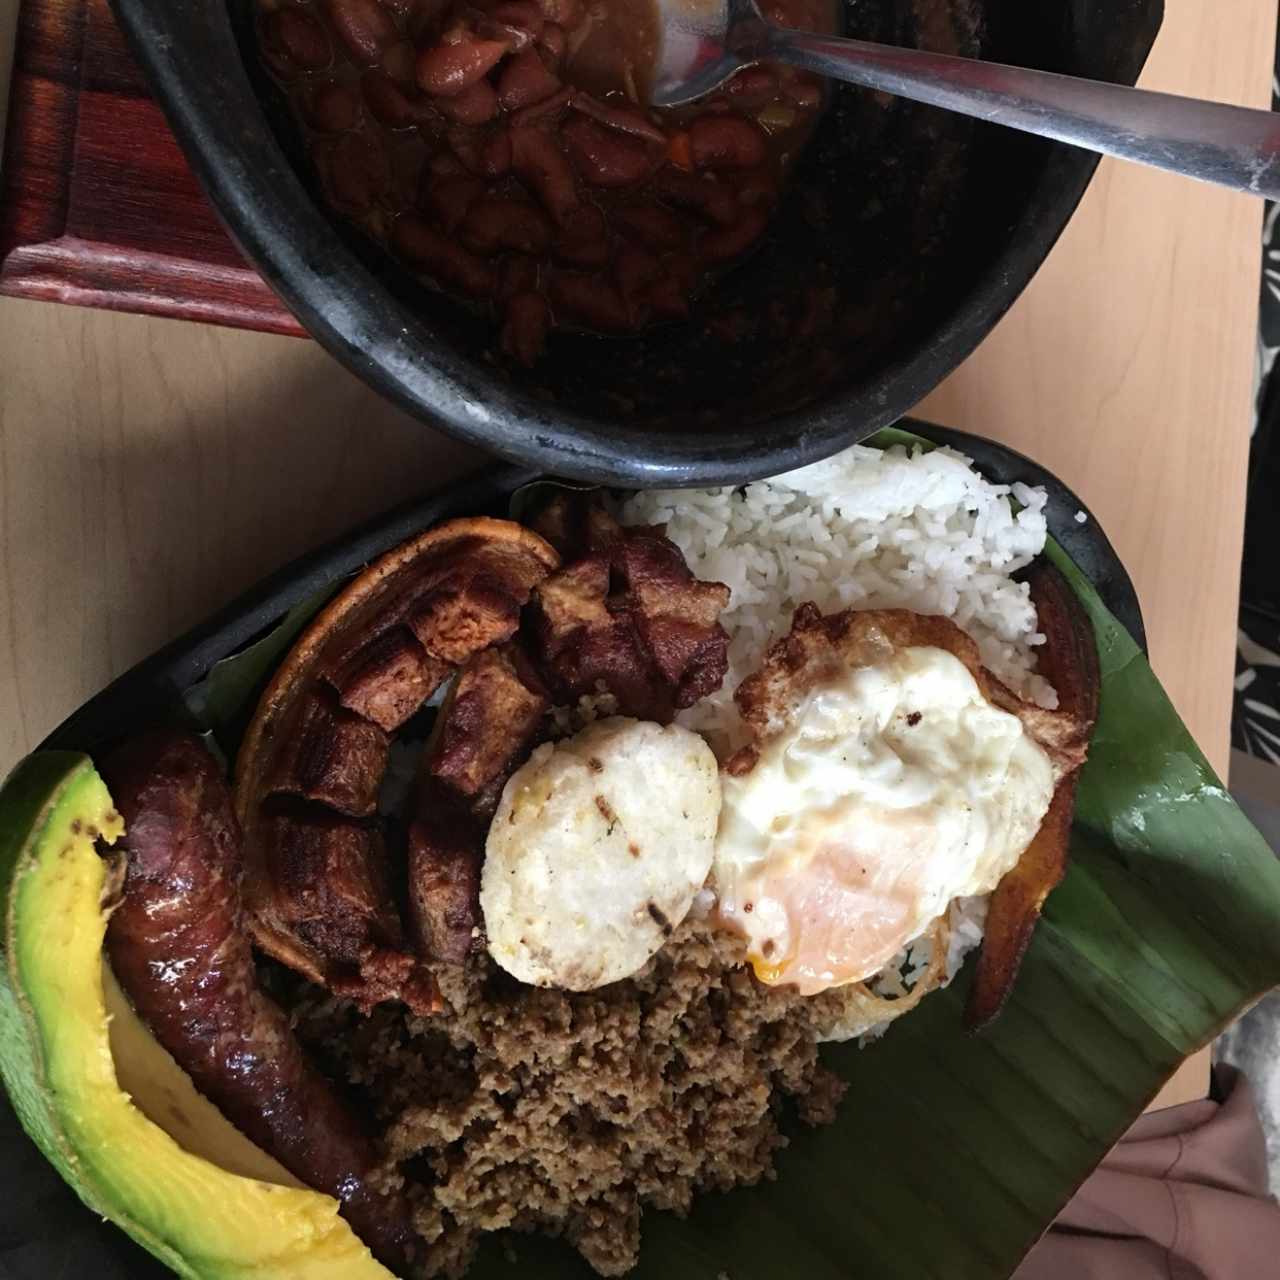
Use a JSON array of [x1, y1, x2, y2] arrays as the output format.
[[1017, 1068, 1280, 1280]]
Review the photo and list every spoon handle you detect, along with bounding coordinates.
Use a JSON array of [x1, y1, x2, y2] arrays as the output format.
[[764, 29, 1280, 199]]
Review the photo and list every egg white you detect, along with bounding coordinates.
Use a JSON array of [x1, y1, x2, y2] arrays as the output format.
[[713, 645, 1055, 995]]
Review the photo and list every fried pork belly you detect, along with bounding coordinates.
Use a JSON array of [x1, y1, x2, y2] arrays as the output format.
[[532, 509, 730, 722], [259, 805, 440, 1013], [237, 503, 729, 1000], [261, 806, 402, 962], [236, 518, 560, 1011], [617, 527, 731, 708], [526, 490, 619, 559], [325, 625, 450, 733], [404, 532, 560, 664], [408, 787, 486, 966], [424, 645, 550, 815], [266, 686, 390, 818], [407, 645, 551, 963]]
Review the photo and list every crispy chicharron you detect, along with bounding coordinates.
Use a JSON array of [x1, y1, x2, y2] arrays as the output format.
[[235, 517, 560, 1011]]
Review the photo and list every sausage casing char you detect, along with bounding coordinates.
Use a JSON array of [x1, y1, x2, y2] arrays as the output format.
[[101, 730, 417, 1272]]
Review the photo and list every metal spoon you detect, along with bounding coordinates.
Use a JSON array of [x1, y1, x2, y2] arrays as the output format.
[[650, 0, 1280, 199]]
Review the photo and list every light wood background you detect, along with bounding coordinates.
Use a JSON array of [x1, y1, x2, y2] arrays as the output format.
[[1, 0, 1274, 1104]]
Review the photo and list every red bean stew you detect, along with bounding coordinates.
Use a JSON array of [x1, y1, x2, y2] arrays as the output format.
[[258, 0, 835, 365]]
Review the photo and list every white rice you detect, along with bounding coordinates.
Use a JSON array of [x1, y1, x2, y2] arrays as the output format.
[[868, 895, 991, 1001], [620, 439, 1056, 1037], [620, 441, 1056, 754], [851, 893, 991, 1044]]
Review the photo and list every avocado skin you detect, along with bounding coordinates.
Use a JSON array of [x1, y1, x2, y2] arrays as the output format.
[[0, 752, 96, 922], [0, 752, 395, 1280], [0, 755, 161, 1259]]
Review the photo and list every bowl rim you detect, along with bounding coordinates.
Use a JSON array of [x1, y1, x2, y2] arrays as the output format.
[[107, 0, 1164, 486]]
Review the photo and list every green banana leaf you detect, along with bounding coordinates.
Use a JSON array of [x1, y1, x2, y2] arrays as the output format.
[[494, 430, 1280, 1279], [9, 429, 1280, 1279], [183, 584, 336, 755], [620, 539, 1280, 1280]]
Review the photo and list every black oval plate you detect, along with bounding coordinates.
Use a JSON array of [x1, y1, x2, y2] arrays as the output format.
[[5, 419, 1143, 1279]]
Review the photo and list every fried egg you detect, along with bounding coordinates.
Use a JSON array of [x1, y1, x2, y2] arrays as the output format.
[[713, 641, 1055, 996], [483, 717, 720, 990]]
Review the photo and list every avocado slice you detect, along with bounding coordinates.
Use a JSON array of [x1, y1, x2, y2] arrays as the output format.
[[0, 751, 395, 1280]]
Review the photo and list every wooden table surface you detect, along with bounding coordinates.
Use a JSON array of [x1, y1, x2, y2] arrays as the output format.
[[1, 0, 1273, 1108]]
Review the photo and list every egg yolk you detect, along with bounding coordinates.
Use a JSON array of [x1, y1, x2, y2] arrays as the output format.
[[712, 646, 1055, 995]]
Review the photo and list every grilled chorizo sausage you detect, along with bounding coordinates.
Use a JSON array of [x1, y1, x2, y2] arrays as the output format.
[[102, 731, 417, 1273]]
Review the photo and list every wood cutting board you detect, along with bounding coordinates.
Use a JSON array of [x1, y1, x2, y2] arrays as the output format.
[[0, 0, 303, 334]]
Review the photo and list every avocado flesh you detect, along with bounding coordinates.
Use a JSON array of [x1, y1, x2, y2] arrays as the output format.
[[0, 752, 395, 1280]]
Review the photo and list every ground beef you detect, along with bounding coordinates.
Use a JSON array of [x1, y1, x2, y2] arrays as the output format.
[[285, 918, 846, 1278]]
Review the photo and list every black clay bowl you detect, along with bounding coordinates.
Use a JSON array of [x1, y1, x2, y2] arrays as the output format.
[[110, 0, 1161, 485]]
